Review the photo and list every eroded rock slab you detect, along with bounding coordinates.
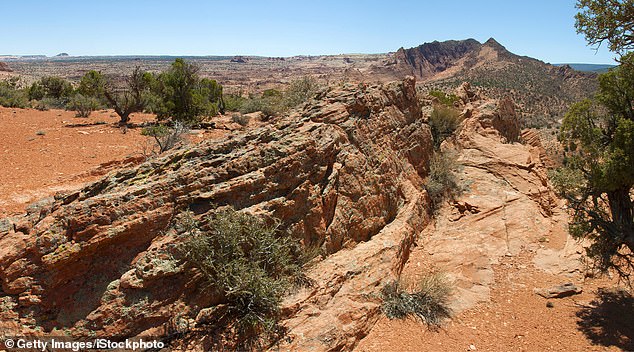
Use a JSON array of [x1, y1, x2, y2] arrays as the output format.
[[0, 77, 433, 350]]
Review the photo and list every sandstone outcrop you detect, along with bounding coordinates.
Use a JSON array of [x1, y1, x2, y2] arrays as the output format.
[[0, 77, 434, 350], [393, 39, 482, 79], [394, 95, 581, 315]]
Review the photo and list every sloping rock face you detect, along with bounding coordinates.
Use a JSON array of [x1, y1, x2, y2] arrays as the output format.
[[380, 38, 597, 122], [0, 62, 11, 72], [0, 78, 433, 349], [396, 96, 581, 314], [393, 39, 481, 79]]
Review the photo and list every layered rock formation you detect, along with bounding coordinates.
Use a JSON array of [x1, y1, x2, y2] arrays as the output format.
[[0, 74, 575, 351], [379, 38, 597, 122], [393, 39, 482, 79], [0, 77, 434, 350], [394, 91, 580, 315]]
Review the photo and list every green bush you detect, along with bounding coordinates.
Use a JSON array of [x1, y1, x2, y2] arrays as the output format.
[[179, 208, 303, 348], [27, 76, 74, 108], [31, 76, 73, 100], [424, 151, 461, 210], [381, 274, 452, 327], [429, 105, 462, 148], [141, 121, 188, 154], [236, 77, 319, 119], [77, 70, 106, 100], [224, 94, 247, 112], [284, 76, 319, 107], [0, 78, 28, 108], [150, 59, 223, 123], [66, 94, 101, 117], [429, 90, 460, 106], [239, 94, 284, 118]]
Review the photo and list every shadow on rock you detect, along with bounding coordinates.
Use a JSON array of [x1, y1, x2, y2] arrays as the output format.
[[576, 288, 633, 350]]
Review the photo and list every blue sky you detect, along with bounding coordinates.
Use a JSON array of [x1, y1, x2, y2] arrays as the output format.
[[0, 0, 618, 64]]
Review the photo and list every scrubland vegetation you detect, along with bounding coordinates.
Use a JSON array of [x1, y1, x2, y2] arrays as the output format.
[[177, 208, 305, 349], [0, 59, 319, 126]]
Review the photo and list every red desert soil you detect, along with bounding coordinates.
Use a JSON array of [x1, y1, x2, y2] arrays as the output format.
[[357, 251, 632, 352], [0, 106, 227, 216]]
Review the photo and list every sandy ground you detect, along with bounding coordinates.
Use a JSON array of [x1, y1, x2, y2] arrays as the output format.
[[357, 250, 632, 351], [0, 107, 229, 216]]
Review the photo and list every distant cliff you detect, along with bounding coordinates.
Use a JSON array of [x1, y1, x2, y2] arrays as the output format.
[[379, 38, 598, 123]]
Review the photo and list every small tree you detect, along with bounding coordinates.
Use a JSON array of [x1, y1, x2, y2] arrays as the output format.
[[152, 58, 223, 123], [554, 55, 634, 278], [104, 67, 148, 125], [553, 0, 634, 280], [77, 70, 107, 103]]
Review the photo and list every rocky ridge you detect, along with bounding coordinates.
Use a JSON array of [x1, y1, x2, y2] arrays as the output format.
[[357, 84, 585, 352], [0, 77, 433, 350], [0, 77, 577, 351]]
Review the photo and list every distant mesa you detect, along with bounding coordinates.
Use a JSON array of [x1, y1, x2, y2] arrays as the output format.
[[553, 63, 616, 73], [0, 61, 11, 72], [230, 56, 247, 63], [55, 53, 69, 57]]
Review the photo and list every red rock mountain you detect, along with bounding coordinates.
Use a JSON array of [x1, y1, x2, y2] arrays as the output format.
[[379, 38, 597, 121]]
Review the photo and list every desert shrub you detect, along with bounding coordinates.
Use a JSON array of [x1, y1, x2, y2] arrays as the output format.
[[26, 77, 74, 109], [239, 94, 284, 118], [429, 105, 462, 148], [0, 78, 28, 108], [28, 76, 74, 108], [150, 59, 223, 123], [66, 94, 101, 117], [236, 77, 319, 119], [179, 208, 303, 348], [284, 76, 320, 108], [77, 70, 106, 100], [232, 113, 250, 127], [424, 150, 461, 210], [429, 90, 460, 106], [224, 94, 247, 112], [27, 81, 46, 101], [141, 121, 188, 154], [381, 274, 452, 327]]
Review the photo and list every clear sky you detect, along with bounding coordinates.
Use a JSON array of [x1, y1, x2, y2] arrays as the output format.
[[0, 0, 618, 64]]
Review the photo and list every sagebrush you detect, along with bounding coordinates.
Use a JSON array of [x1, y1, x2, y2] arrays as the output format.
[[424, 150, 461, 210], [179, 208, 303, 349], [381, 274, 453, 327]]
